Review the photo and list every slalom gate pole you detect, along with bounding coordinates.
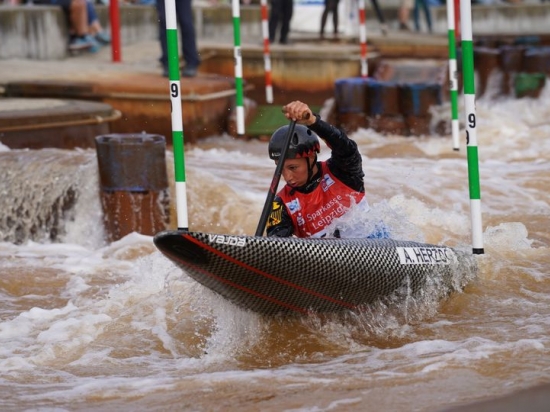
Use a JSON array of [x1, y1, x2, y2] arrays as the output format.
[[446, 0, 460, 151], [358, 0, 368, 78], [165, 0, 189, 231], [109, 0, 121, 62], [459, 0, 484, 254], [232, 0, 246, 135], [260, 0, 274, 103], [454, 0, 461, 40]]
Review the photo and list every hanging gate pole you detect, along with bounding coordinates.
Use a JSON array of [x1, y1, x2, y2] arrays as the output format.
[[459, 0, 484, 255]]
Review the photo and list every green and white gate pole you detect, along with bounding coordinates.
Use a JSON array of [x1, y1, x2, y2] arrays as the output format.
[[460, 0, 484, 255], [446, 0, 460, 151], [232, 0, 246, 135], [165, 0, 189, 231]]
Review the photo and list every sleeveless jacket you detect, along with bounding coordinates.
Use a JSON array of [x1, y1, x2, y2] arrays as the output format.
[[278, 162, 365, 238]]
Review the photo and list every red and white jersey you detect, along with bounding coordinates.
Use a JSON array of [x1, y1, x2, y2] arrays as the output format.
[[278, 162, 365, 238]]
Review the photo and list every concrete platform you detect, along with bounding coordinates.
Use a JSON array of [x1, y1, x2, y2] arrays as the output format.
[[4, 73, 236, 144], [0, 41, 238, 145], [0, 32, 449, 144], [0, 98, 119, 149]]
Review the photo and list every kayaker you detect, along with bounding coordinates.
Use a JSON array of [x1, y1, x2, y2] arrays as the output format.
[[266, 100, 389, 239]]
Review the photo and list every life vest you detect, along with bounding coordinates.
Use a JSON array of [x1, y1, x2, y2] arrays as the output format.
[[278, 162, 365, 238]]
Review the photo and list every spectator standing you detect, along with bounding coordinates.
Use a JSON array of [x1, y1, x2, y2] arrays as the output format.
[[269, 0, 293, 44], [370, 0, 388, 35], [320, 0, 340, 39], [156, 0, 201, 77], [321, 0, 387, 38], [413, 0, 432, 32]]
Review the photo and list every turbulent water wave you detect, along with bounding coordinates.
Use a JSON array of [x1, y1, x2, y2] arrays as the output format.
[[0, 149, 104, 247]]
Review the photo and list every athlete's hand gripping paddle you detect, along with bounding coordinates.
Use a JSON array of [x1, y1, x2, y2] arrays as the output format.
[[255, 111, 309, 237]]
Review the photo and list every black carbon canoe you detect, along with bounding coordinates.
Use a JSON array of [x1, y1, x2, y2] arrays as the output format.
[[154, 230, 476, 316]]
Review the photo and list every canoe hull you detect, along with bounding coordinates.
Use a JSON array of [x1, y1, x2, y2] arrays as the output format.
[[154, 230, 473, 316]]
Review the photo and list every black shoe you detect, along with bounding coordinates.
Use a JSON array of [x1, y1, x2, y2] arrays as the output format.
[[162, 66, 169, 77]]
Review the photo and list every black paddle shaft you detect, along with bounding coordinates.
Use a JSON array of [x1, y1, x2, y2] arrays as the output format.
[[255, 119, 298, 237]]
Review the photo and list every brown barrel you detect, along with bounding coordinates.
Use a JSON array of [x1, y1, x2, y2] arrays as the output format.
[[522, 47, 550, 74], [474, 47, 501, 97], [94, 133, 170, 242], [499, 45, 526, 95], [334, 77, 370, 114]]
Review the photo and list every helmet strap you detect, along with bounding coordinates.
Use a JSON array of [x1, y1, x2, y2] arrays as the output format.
[[306, 154, 318, 183]]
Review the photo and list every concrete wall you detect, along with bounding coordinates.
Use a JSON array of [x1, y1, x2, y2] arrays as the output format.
[[1, 3, 550, 60], [0, 6, 68, 59], [0, 4, 159, 60], [431, 3, 550, 35]]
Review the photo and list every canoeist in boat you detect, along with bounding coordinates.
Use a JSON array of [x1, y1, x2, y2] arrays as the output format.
[[266, 100, 389, 239]]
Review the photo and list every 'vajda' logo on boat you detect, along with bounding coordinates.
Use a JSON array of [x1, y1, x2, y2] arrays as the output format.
[[208, 234, 246, 247], [396, 247, 457, 265]]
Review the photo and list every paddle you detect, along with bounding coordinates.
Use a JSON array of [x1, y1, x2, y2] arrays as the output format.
[[255, 117, 298, 237]]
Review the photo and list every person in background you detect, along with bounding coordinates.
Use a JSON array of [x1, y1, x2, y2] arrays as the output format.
[[86, 0, 111, 46], [269, 0, 293, 44], [266, 101, 389, 239], [320, 0, 340, 39], [156, 0, 201, 77], [33, 0, 98, 51], [413, 0, 432, 32], [370, 0, 388, 35], [398, 0, 412, 31], [321, 0, 387, 39]]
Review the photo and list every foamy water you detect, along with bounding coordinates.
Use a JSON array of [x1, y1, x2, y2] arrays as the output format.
[[0, 84, 549, 411]]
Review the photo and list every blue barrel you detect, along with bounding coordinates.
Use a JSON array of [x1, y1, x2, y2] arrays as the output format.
[[514, 36, 541, 47], [365, 79, 400, 116], [499, 45, 525, 72], [334, 77, 370, 114], [399, 83, 442, 117]]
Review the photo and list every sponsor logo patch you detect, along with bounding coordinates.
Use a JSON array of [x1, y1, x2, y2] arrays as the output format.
[[321, 173, 335, 192], [286, 198, 301, 214], [208, 234, 246, 247]]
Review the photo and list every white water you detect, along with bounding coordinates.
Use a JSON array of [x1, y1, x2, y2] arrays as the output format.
[[0, 85, 549, 411]]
